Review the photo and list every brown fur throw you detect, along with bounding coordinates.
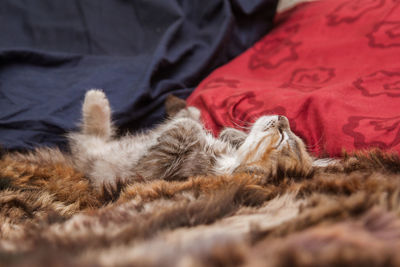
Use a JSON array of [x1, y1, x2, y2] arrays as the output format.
[[1, 93, 399, 266], [1, 148, 400, 266]]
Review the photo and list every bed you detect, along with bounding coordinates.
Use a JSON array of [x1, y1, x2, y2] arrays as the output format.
[[1, 0, 400, 266]]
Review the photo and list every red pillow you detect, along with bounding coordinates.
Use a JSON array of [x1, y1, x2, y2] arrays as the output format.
[[187, 0, 400, 157]]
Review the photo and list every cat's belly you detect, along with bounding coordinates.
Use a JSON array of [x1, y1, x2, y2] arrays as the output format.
[[77, 136, 155, 187]]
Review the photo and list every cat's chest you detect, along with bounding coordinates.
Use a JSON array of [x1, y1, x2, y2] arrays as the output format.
[[115, 135, 157, 161]]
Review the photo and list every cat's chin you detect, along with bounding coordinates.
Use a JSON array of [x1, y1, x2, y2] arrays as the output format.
[[232, 150, 314, 182]]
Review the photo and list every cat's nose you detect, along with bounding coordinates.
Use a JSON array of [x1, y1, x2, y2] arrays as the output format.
[[278, 115, 290, 129]]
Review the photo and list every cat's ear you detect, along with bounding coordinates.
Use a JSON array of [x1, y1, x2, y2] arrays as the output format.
[[165, 94, 187, 117]]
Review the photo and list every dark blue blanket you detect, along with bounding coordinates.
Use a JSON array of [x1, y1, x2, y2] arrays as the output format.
[[0, 0, 277, 151]]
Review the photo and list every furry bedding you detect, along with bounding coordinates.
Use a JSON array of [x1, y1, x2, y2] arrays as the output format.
[[188, 0, 400, 157], [1, 148, 400, 266], [2, 1, 400, 266], [1, 96, 400, 266]]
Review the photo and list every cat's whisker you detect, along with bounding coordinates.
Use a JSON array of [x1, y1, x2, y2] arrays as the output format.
[[305, 133, 325, 153], [230, 120, 252, 130], [307, 133, 324, 148], [233, 116, 254, 125], [247, 115, 259, 124], [229, 117, 254, 129]]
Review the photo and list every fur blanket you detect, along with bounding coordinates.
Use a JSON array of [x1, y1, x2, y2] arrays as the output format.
[[1, 149, 400, 266]]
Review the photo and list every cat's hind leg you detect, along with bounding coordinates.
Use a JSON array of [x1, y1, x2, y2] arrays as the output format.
[[81, 89, 114, 140]]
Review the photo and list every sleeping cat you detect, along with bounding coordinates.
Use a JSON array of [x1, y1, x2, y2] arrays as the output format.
[[68, 89, 320, 187]]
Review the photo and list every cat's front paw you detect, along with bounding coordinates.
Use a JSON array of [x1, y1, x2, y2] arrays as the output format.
[[82, 89, 113, 139], [219, 128, 247, 148]]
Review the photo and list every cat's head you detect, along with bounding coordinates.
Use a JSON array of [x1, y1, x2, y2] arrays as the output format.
[[235, 115, 314, 178]]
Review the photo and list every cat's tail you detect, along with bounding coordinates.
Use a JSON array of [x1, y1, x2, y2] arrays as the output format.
[[81, 89, 114, 140]]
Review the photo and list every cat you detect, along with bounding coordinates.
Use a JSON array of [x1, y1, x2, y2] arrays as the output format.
[[67, 89, 321, 188]]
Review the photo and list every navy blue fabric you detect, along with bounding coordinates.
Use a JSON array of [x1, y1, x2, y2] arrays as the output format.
[[0, 0, 278, 151]]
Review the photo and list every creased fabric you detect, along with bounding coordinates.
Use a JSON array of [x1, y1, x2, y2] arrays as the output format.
[[0, 0, 278, 150]]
